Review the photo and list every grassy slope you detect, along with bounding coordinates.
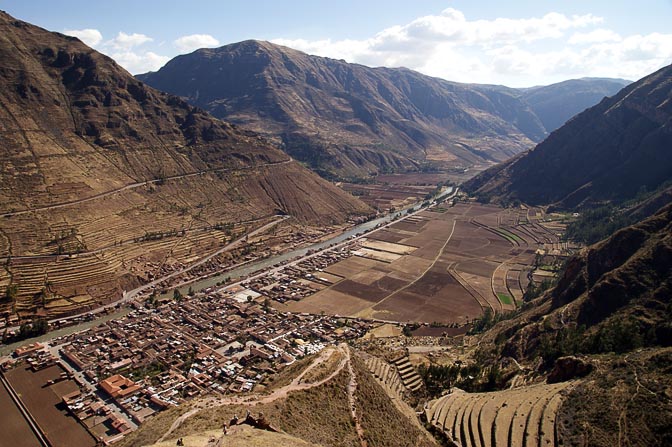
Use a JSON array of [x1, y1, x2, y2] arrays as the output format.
[[351, 354, 437, 447], [149, 426, 317, 447]]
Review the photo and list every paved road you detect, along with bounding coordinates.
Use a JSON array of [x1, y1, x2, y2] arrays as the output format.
[[2, 188, 457, 342], [2, 216, 288, 334], [122, 215, 290, 302]]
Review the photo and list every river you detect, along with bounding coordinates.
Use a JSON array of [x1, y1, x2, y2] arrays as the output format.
[[0, 307, 132, 357], [161, 186, 454, 297], [2, 186, 453, 353]]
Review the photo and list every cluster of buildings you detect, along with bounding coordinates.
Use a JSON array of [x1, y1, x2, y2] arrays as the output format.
[[235, 242, 359, 303], [37, 292, 372, 440]]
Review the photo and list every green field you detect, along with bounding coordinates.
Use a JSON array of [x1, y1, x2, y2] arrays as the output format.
[[498, 229, 523, 243], [497, 292, 514, 305]]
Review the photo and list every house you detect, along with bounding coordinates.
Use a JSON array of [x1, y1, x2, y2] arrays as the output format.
[[99, 374, 141, 399]]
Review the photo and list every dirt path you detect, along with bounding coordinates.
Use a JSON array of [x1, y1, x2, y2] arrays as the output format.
[[345, 348, 368, 447], [222, 188, 460, 306], [355, 219, 457, 319], [157, 344, 351, 442], [292, 347, 336, 385], [0, 158, 293, 218], [617, 356, 657, 447]]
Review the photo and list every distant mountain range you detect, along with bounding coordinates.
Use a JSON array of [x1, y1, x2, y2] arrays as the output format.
[[138, 40, 628, 179], [464, 63, 672, 209], [519, 77, 631, 133]]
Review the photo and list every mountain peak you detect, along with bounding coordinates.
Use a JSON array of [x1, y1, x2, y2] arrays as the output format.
[[0, 10, 370, 319], [138, 40, 550, 178]]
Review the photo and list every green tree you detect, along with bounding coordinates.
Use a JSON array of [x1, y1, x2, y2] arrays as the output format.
[[173, 289, 183, 302]]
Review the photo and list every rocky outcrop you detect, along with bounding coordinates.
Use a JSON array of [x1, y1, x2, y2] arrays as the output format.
[[547, 356, 593, 383]]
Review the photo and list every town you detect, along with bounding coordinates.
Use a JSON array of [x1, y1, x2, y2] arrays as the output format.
[[1, 290, 372, 445]]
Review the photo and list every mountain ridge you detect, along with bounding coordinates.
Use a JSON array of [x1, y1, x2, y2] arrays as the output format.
[[0, 11, 370, 320], [138, 39, 629, 180], [138, 39, 547, 178], [464, 62, 672, 209]]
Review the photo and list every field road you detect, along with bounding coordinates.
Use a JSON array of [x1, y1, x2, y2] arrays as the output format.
[[354, 219, 457, 318], [216, 188, 460, 298], [0, 157, 293, 218]]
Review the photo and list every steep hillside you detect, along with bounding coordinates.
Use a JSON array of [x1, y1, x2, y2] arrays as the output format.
[[499, 203, 672, 362], [464, 63, 672, 209], [121, 345, 437, 447], [520, 77, 630, 132], [422, 203, 672, 447], [0, 11, 370, 320], [138, 40, 546, 178]]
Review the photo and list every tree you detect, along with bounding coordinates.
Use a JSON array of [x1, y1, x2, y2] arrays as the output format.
[[173, 289, 183, 302], [2, 284, 18, 303]]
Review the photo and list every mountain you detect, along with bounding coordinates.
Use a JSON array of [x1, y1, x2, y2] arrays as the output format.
[[464, 63, 672, 209], [467, 202, 672, 446], [0, 11, 369, 320], [520, 77, 631, 132], [137, 40, 547, 179], [119, 204, 672, 447]]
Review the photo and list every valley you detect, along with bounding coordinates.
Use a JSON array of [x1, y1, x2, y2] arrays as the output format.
[[0, 5, 671, 447], [0, 193, 576, 446], [269, 201, 571, 323]]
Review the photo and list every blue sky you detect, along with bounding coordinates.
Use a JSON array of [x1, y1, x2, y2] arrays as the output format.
[[2, 0, 671, 86]]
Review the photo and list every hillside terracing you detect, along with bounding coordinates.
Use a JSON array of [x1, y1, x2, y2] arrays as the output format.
[[426, 382, 573, 447], [0, 11, 370, 323]]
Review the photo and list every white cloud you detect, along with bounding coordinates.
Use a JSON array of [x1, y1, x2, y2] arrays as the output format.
[[63, 28, 103, 47], [569, 29, 621, 44], [174, 34, 220, 52], [109, 50, 170, 74], [109, 32, 153, 50], [272, 8, 672, 86]]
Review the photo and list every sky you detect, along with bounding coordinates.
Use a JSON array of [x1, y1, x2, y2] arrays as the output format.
[[2, 0, 671, 87]]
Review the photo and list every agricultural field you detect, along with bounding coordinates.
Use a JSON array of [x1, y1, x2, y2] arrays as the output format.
[[283, 202, 569, 324], [340, 182, 437, 212]]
